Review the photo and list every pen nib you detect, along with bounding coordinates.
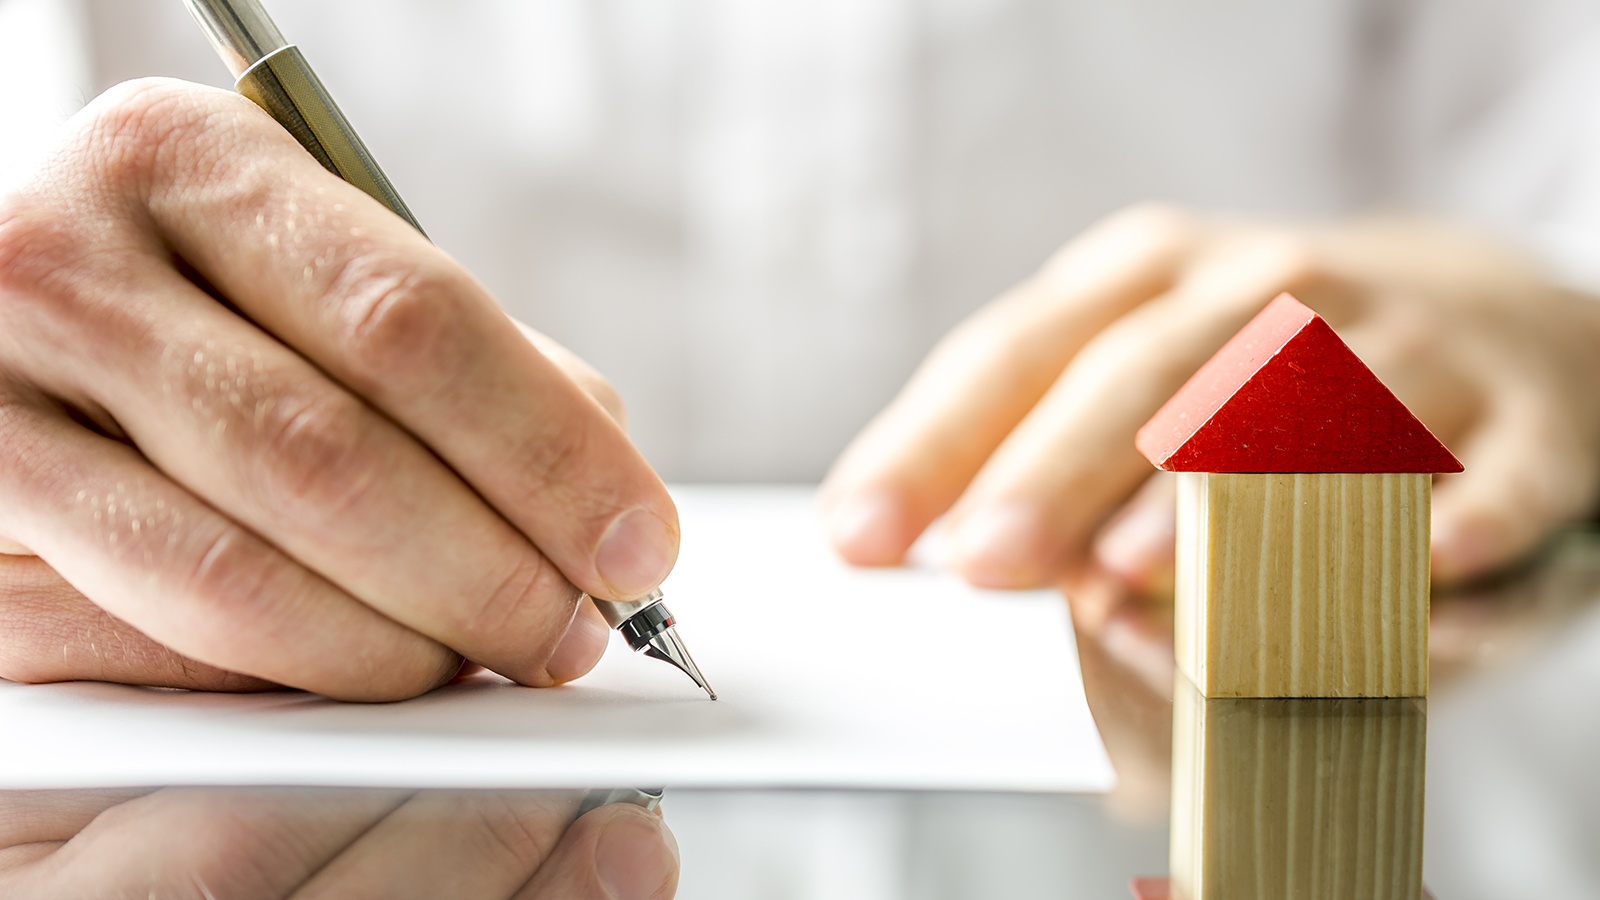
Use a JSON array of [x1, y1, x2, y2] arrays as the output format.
[[642, 628, 717, 700]]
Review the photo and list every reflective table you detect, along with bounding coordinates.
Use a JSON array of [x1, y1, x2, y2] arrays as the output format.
[[3, 530, 1597, 899]]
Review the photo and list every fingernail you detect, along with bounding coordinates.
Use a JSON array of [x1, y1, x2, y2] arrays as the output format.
[[597, 508, 678, 600], [544, 605, 610, 684], [825, 492, 906, 566], [596, 807, 678, 900], [953, 504, 1049, 588]]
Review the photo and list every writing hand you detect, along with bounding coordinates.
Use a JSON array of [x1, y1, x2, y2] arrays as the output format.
[[0, 79, 679, 699]]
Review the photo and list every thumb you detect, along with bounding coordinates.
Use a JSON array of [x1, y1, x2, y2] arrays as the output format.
[[515, 804, 680, 900]]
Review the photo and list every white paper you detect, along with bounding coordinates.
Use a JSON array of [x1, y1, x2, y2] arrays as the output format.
[[0, 486, 1114, 793]]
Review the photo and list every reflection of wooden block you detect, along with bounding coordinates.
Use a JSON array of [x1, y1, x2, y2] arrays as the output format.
[[1169, 678, 1427, 900], [1174, 472, 1430, 697], [1137, 293, 1460, 698]]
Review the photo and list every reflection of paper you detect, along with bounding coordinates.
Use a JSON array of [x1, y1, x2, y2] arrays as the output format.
[[0, 486, 1114, 793]]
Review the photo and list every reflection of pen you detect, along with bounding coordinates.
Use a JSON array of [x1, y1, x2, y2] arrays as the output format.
[[178, 0, 716, 702]]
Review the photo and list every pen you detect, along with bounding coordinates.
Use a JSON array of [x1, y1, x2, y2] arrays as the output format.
[[178, 0, 717, 704]]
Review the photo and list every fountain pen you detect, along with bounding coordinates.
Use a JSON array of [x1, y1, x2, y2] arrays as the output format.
[[179, 0, 716, 701]]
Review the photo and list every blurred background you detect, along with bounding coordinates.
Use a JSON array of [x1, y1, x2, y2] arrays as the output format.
[[7, 0, 1600, 484], [5, 2, 1600, 897]]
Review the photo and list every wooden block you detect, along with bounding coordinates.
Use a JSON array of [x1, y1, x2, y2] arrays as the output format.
[[1174, 471, 1429, 698], [1136, 293, 1461, 474], [1169, 677, 1427, 900]]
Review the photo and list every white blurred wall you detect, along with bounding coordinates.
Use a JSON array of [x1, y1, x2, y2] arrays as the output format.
[[7, 0, 1597, 482]]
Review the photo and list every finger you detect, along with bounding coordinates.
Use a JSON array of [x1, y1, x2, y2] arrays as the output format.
[[0, 395, 459, 701], [945, 240, 1317, 586], [1090, 472, 1176, 597], [513, 804, 679, 900], [515, 321, 627, 427], [820, 205, 1196, 566], [1336, 308, 1483, 448], [552, 599, 610, 683], [0, 789, 151, 874], [98, 80, 675, 602], [1431, 382, 1600, 584], [290, 791, 582, 899], [2, 787, 407, 900], [0, 789, 151, 849], [2, 200, 604, 689], [1070, 615, 1173, 821], [0, 554, 274, 692]]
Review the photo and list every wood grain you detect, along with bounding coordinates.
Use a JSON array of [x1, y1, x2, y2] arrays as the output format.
[[1169, 678, 1427, 900], [1174, 472, 1429, 698]]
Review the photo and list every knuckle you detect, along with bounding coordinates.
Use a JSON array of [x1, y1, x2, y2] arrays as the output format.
[[0, 195, 81, 307], [181, 527, 294, 659], [518, 416, 597, 501], [331, 645, 456, 701], [365, 654, 459, 701], [1035, 202, 1194, 292], [317, 621, 459, 702], [1108, 202, 1194, 243], [466, 551, 576, 647], [182, 527, 446, 700], [75, 78, 218, 194], [1356, 307, 1433, 365], [332, 255, 474, 393], [468, 796, 560, 870], [0, 198, 151, 363], [257, 390, 383, 516], [1247, 233, 1323, 288]]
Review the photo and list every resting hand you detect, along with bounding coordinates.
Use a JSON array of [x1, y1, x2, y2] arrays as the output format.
[[0, 78, 679, 700], [821, 205, 1600, 590]]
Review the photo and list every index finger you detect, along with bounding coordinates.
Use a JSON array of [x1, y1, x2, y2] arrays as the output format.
[[820, 205, 1195, 565], [135, 81, 678, 603]]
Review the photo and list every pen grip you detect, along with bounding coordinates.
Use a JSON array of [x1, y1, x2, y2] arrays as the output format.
[[235, 45, 426, 237], [591, 588, 666, 631]]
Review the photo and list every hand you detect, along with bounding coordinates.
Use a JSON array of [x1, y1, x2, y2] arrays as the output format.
[[0, 78, 680, 700], [821, 205, 1600, 590], [0, 787, 678, 899]]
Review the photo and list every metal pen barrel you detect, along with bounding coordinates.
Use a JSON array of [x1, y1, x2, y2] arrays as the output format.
[[182, 0, 284, 76], [179, 0, 425, 235]]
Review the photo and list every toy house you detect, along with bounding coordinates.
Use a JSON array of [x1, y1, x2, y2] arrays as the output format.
[[1135, 293, 1461, 698]]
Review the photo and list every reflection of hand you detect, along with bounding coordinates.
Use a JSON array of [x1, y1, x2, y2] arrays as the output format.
[[1068, 572, 1175, 824], [0, 79, 680, 700], [822, 206, 1600, 589], [0, 788, 678, 899]]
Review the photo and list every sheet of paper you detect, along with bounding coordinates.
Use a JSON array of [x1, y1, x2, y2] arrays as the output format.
[[0, 486, 1114, 793]]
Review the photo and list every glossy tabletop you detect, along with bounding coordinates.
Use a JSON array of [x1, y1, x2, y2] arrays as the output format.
[[3, 530, 1597, 899]]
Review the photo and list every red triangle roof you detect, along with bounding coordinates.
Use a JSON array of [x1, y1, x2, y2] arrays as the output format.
[[1135, 293, 1462, 473]]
